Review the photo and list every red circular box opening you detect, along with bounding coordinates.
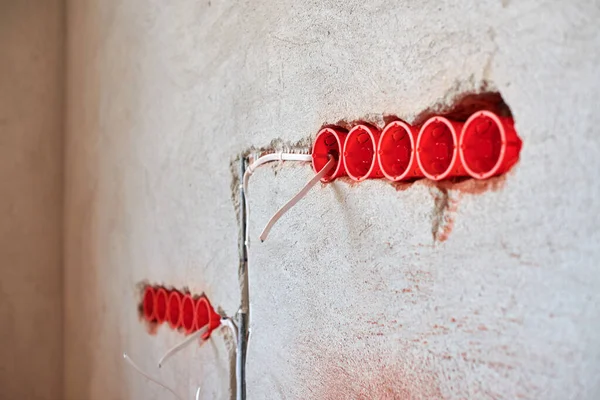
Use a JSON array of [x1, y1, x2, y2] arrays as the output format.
[[460, 111, 510, 179], [167, 291, 182, 329], [417, 117, 460, 180], [154, 288, 168, 324], [343, 125, 379, 181], [378, 121, 416, 181], [195, 297, 210, 331], [181, 294, 196, 334], [312, 127, 347, 182], [142, 286, 156, 322]]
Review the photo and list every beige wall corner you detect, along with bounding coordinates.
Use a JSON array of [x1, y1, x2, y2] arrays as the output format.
[[0, 0, 65, 399]]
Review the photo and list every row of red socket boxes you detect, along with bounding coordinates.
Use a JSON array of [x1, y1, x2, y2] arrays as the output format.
[[311, 110, 522, 182], [141, 285, 221, 339]]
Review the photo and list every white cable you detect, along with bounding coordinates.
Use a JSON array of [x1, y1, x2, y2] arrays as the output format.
[[259, 156, 335, 242], [219, 316, 241, 398], [158, 326, 209, 368], [242, 151, 312, 246], [243, 152, 312, 194], [123, 353, 185, 400], [195, 387, 202, 400]]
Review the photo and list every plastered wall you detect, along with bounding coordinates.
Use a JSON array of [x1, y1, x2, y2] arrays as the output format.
[[63, 1, 600, 399], [0, 1, 64, 398]]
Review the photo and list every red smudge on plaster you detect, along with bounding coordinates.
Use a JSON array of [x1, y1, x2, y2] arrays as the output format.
[[390, 169, 507, 194], [391, 180, 415, 192], [295, 329, 445, 400], [336, 176, 363, 187], [146, 322, 159, 335], [311, 352, 443, 400], [459, 352, 516, 372], [137, 302, 159, 335], [421, 173, 507, 195], [428, 187, 461, 243], [436, 218, 455, 242], [438, 196, 460, 242]]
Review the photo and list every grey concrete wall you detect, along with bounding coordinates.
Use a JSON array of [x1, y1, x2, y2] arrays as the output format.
[[64, 0, 600, 399], [0, 1, 64, 399]]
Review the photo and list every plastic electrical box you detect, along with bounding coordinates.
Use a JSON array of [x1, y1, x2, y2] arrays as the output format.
[[140, 284, 222, 339], [312, 126, 348, 182], [378, 120, 422, 181], [311, 111, 521, 183], [343, 124, 383, 181]]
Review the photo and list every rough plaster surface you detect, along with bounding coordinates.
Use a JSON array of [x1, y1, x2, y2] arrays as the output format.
[[0, 0, 64, 398], [64, 0, 600, 399]]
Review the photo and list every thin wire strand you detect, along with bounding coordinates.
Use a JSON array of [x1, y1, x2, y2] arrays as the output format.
[[259, 156, 335, 242], [158, 326, 209, 368], [123, 353, 185, 400], [242, 152, 312, 246], [195, 386, 202, 400]]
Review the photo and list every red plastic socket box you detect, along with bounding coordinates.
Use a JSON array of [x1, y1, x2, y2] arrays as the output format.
[[343, 124, 383, 181], [141, 284, 221, 339], [416, 116, 466, 181], [312, 111, 521, 182], [378, 120, 422, 181], [312, 126, 348, 182], [459, 111, 522, 180]]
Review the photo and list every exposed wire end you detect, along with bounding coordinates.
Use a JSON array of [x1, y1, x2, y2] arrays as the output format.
[[123, 353, 185, 400], [195, 386, 202, 400], [158, 326, 209, 368], [259, 155, 335, 242]]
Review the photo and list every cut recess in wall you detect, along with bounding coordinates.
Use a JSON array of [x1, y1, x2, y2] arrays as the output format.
[[139, 284, 222, 339], [312, 92, 520, 185]]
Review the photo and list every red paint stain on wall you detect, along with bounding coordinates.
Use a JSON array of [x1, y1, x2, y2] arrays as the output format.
[[429, 187, 461, 243], [313, 356, 443, 400], [297, 338, 443, 400]]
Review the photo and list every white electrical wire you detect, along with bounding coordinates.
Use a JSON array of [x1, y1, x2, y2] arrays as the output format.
[[219, 316, 240, 396], [158, 326, 209, 368], [126, 315, 237, 399], [243, 152, 312, 194], [123, 353, 185, 400], [259, 156, 335, 242], [242, 151, 312, 246]]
